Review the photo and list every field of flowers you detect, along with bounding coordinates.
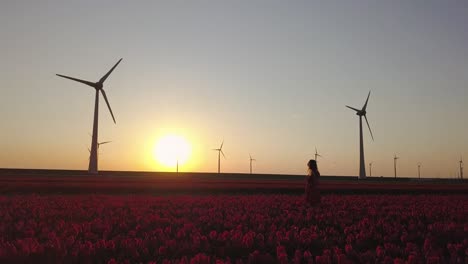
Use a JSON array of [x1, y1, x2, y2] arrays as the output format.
[[0, 194, 466, 263]]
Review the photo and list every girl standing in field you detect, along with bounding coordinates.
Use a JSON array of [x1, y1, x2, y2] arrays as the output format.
[[305, 159, 321, 205]]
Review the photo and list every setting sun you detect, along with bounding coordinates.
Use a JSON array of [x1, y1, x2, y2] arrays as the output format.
[[153, 134, 191, 170]]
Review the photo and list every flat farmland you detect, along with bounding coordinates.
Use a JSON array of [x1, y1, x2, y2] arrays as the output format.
[[0, 169, 466, 194]]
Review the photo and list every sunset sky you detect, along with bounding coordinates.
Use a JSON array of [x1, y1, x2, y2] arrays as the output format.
[[1, 1, 467, 177]]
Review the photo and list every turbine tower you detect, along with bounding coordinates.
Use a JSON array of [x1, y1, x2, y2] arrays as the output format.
[[460, 156, 464, 179], [57, 59, 122, 174], [314, 147, 323, 162], [369, 162, 373, 177], [346, 91, 374, 179], [394, 154, 399, 178], [249, 154, 256, 174], [213, 141, 225, 174], [418, 162, 421, 179]]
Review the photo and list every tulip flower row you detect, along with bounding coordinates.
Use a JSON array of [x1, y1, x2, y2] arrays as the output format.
[[0, 194, 466, 263]]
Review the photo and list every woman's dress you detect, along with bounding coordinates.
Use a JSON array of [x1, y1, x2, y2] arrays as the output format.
[[305, 172, 320, 205]]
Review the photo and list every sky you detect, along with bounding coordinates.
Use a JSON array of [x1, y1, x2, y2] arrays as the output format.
[[1, 0, 468, 178]]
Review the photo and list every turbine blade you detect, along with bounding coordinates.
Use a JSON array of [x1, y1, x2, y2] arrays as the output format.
[[364, 115, 374, 141], [315, 147, 318, 154], [56, 74, 96, 88], [100, 89, 116, 124], [346, 105, 360, 112], [99, 141, 112, 145], [99, 58, 122, 83], [221, 150, 226, 159], [362, 91, 371, 111], [220, 140, 224, 149]]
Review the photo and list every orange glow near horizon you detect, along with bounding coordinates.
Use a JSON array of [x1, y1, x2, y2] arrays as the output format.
[[153, 134, 192, 171]]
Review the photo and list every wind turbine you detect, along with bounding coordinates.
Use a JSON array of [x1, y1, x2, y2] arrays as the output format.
[[393, 154, 399, 178], [98, 141, 112, 147], [369, 162, 373, 177], [314, 147, 323, 162], [57, 59, 122, 174], [346, 91, 374, 179], [87, 140, 111, 165], [213, 141, 225, 174], [249, 154, 256, 174], [418, 162, 421, 179], [460, 156, 464, 179]]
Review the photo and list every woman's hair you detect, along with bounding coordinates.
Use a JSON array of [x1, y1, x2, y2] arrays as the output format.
[[307, 159, 320, 176]]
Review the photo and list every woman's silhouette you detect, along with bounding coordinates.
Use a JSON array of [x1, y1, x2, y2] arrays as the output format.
[[305, 159, 321, 205]]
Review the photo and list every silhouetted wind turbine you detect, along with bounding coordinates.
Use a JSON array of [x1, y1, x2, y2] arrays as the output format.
[[369, 162, 373, 177], [213, 141, 225, 174], [249, 154, 256, 174], [314, 147, 323, 162], [57, 59, 122, 174], [346, 91, 374, 179], [98, 141, 112, 148], [460, 156, 464, 179], [417, 162, 421, 179], [394, 154, 399, 178], [88, 140, 112, 161]]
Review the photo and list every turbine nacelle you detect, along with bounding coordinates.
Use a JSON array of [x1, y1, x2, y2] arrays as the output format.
[[213, 140, 225, 158], [346, 91, 374, 141], [95, 82, 104, 90]]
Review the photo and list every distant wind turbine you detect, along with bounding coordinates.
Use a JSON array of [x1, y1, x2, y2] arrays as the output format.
[[249, 154, 256, 174], [98, 141, 112, 148], [213, 141, 225, 174], [314, 147, 323, 162], [88, 140, 112, 162], [57, 58, 122, 174], [346, 91, 374, 179], [394, 154, 399, 178], [417, 162, 421, 179], [460, 156, 464, 179], [369, 162, 373, 177]]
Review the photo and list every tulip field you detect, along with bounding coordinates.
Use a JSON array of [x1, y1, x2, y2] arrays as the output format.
[[0, 194, 466, 263]]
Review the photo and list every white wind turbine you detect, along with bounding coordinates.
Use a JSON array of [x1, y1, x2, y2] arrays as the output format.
[[314, 147, 323, 162], [249, 154, 256, 174], [394, 154, 399, 178], [346, 91, 374, 179], [460, 156, 464, 179], [88, 141, 112, 163], [57, 59, 122, 174], [213, 141, 225, 174]]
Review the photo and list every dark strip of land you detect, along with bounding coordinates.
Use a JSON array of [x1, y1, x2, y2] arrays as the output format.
[[0, 169, 466, 194]]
